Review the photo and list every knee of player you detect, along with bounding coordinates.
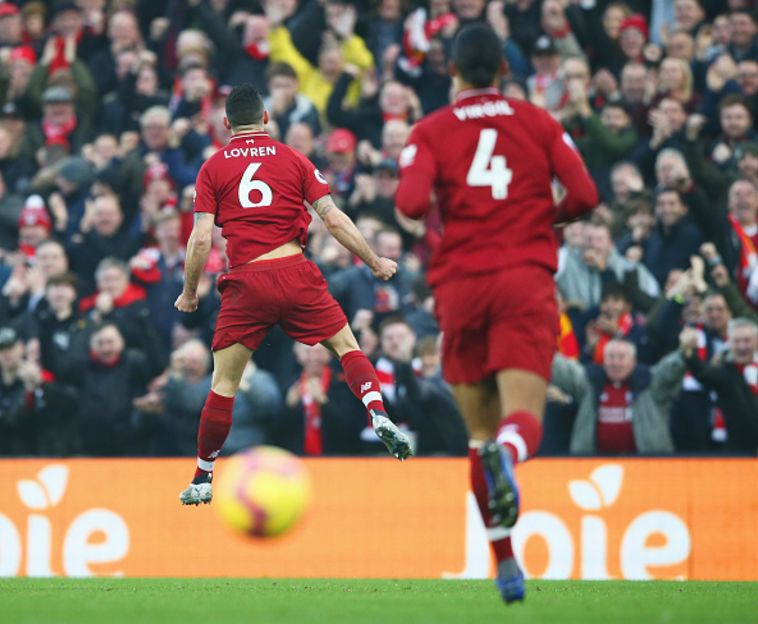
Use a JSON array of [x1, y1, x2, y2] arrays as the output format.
[[211, 378, 240, 396]]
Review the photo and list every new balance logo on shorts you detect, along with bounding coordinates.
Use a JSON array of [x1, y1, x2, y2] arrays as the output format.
[[360, 382, 373, 393]]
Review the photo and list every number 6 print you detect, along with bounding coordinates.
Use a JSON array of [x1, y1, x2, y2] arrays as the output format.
[[238, 163, 273, 208]]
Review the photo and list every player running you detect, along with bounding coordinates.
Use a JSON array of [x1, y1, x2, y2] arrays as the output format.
[[175, 84, 412, 506], [395, 25, 598, 604]]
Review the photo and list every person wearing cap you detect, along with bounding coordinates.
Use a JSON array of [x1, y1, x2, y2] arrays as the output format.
[[0, 2, 23, 47], [527, 35, 560, 108], [17, 194, 52, 254], [324, 127, 358, 199], [20, 84, 96, 163]]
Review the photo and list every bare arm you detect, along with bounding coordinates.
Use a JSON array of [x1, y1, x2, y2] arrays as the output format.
[[175, 213, 215, 312], [312, 195, 397, 280]]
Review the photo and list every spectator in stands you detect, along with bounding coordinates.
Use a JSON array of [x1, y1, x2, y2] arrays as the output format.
[[67, 194, 142, 293], [330, 227, 414, 326], [0, 326, 40, 454], [130, 211, 185, 350], [265, 62, 320, 139], [163, 339, 282, 455], [374, 317, 466, 455], [277, 342, 364, 455], [551, 329, 693, 455], [557, 222, 659, 311], [565, 98, 638, 197], [640, 187, 704, 285], [684, 318, 758, 454], [265, 0, 374, 115], [79, 257, 163, 366], [583, 283, 650, 365], [33, 272, 83, 378], [61, 322, 159, 455]]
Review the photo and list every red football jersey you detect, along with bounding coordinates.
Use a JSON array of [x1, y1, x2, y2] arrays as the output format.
[[193, 131, 330, 268], [396, 88, 597, 287]]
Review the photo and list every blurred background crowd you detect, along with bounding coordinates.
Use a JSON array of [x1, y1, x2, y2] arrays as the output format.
[[0, 0, 756, 459]]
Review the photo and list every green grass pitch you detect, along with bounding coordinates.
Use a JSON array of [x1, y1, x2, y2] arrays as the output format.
[[1, 579, 756, 624]]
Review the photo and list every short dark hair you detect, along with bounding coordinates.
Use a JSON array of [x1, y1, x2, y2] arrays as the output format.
[[452, 24, 503, 88], [719, 93, 752, 116], [601, 282, 630, 303], [225, 83, 264, 129], [266, 62, 297, 83], [46, 272, 78, 290], [655, 187, 684, 204]]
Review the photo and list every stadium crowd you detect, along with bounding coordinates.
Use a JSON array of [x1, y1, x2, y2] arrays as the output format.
[[0, 0, 756, 458]]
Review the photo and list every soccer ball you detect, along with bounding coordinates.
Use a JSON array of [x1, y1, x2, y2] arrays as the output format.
[[214, 446, 312, 537]]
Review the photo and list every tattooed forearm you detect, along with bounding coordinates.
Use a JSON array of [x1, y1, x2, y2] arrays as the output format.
[[312, 195, 335, 220]]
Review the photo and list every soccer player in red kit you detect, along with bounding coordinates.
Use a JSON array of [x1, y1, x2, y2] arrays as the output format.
[[175, 84, 412, 506], [395, 25, 598, 603]]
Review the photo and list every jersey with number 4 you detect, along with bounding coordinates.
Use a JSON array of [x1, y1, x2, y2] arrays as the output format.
[[193, 131, 330, 268], [396, 88, 594, 287]]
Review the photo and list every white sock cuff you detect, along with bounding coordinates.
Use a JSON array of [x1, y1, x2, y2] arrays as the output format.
[[486, 526, 511, 541], [497, 431, 528, 462], [361, 391, 383, 407], [468, 440, 485, 450], [197, 457, 215, 472]]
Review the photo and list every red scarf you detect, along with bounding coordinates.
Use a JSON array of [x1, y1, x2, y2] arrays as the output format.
[[729, 214, 758, 296], [593, 312, 634, 364], [244, 42, 269, 61], [79, 283, 147, 312], [42, 115, 77, 146], [301, 368, 332, 456]]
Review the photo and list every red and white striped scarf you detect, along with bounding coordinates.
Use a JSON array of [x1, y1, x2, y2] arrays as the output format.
[[301, 368, 332, 456]]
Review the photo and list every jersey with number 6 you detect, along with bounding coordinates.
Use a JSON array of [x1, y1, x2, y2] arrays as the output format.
[[193, 131, 330, 268], [396, 88, 597, 287]]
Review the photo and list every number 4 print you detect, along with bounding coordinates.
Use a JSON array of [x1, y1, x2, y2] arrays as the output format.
[[238, 163, 273, 208], [466, 129, 512, 200]]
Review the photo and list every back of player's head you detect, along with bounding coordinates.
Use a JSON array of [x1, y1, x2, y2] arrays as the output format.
[[452, 24, 504, 88], [225, 83, 264, 129]]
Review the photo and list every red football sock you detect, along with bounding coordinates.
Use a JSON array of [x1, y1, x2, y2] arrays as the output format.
[[469, 444, 514, 562], [496, 410, 543, 464], [194, 390, 235, 480], [340, 350, 386, 425]]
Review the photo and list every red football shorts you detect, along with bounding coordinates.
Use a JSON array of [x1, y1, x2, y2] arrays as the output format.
[[212, 254, 347, 352], [434, 265, 558, 384]]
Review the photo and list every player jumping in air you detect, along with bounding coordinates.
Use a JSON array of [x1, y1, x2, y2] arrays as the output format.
[[396, 25, 598, 603], [175, 84, 412, 506]]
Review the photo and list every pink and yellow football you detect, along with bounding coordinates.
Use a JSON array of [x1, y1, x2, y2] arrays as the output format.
[[214, 446, 312, 538]]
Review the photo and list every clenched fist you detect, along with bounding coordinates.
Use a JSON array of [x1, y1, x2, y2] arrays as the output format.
[[371, 257, 397, 281]]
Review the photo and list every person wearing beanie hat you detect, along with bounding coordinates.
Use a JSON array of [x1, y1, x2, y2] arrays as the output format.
[[619, 14, 648, 62], [0, 2, 22, 48], [18, 194, 53, 252]]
